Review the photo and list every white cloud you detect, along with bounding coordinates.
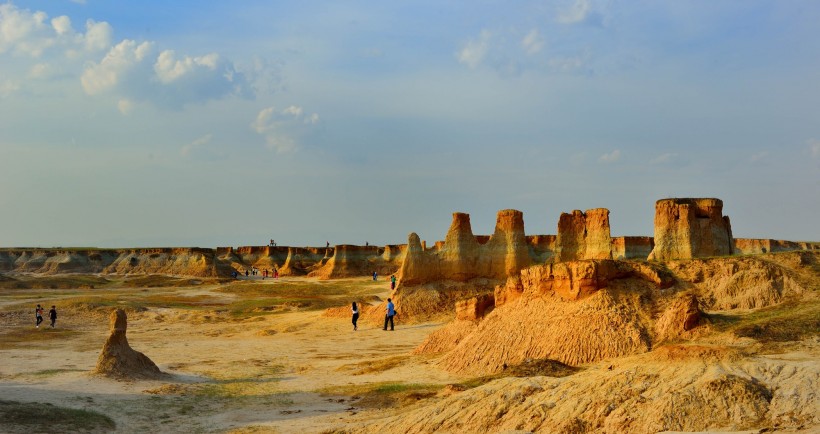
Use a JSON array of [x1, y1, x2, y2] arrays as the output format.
[[521, 29, 544, 55], [154, 50, 219, 83], [0, 5, 55, 56], [51, 15, 72, 36], [457, 29, 492, 69], [81, 39, 153, 95], [251, 106, 319, 153], [598, 149, 621, 163], [29, 62, 50, 79], [0, 77, 20, 97], [83, 20, 112, 52]]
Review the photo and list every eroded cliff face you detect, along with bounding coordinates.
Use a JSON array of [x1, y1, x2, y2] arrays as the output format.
[[398, 210, 535, 286], [556, 208, 613, 261], [733, 239, 820, 255], [0, 248, 220, 277], [648, 198, 733, 261], [308, 244, 403, 280], [612, 236, 654, 260]]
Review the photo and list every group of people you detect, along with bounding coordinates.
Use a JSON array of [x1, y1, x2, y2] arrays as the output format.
[[35, 304, 57, 328], [232, 268, 279, 279], [350, 298, 396, 332]]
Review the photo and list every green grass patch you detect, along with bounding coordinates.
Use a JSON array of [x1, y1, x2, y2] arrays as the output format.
[[319, 382, 441, 409], [0, 400, 115, 432], [709, 299, 820, 345], [118, 275, 213, 288]]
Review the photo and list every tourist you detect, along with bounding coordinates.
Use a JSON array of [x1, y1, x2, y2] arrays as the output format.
[[35, 304, 44, 328], [383, 298, 395, 331], [326, 241, 330, 248], [372, 271, 377, 281], [274, 268, 279, 279], [390, 275, 396, 290], [49, 305, 57, 328], [351, 302, 359, 331], [245, 269, 249, 277]]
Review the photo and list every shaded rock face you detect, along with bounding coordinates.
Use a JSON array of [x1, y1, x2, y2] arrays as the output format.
[[398, 210, 535, 286], [94, 309, 163, 380], [455, 293, 495, 321], [648, 198, 733, 261], [612, 236, 654, 260], [556, 208, 612, 261], [655, 293, 704, 343], [308, 245, 402, 279]]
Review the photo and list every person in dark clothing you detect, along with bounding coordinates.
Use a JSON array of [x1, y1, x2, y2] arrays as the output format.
[[35, 304, 44, 328], [383, 298, 395, 331], [49, 306, 57, 328], [351, 302, 359, 331]]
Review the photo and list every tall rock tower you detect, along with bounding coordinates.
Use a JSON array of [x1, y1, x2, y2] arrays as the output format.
[[647, 198, 733, 261]]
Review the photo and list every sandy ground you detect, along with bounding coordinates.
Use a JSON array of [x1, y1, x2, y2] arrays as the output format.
[[0, 277, 463, 433]]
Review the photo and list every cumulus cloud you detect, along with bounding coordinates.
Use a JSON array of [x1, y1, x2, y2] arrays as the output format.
[[521, 29, 544, 55], [251, 106, 320, 153], [0, 5, 111, 58], [81, 39, 249, 108], [598, 149, 621, 163], [457, 29, 492, 69], [1, 3, 249, 109], [81, 39, 153, 95]]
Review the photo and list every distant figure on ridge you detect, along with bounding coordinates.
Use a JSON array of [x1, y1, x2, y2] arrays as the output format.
[[383, 298, 395, 331], [390, 275, 397, 290], [35, 304, 44, 328], [365, 241, 369, 247], [326, 241, 330, 248], [49, 305, 57, 328], [351, 302, 359, 331]]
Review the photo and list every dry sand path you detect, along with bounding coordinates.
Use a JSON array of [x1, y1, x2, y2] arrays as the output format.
[[0, 278, 462, 433]]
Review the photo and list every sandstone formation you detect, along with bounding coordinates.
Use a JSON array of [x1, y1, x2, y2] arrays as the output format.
[[353, 346, 817, 434], [397, 210, 533, 286], [94, 309, 163, 380], [413, 251, 815, 378], [0, 248, 220, 277], [648, 198, 733, 261], [611, 236, 654, 260], [556, 208, 613, 261], [734, 238, 820, 255], [654, 293, 704, 343], [308, 245, 403, 280]]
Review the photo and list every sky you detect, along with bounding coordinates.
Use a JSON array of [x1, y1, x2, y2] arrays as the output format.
[[1, 0, 819, 248]]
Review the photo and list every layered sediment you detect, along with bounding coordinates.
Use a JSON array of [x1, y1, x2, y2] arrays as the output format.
[[556, 208, 613, 261], [648, 198, 733, 261]]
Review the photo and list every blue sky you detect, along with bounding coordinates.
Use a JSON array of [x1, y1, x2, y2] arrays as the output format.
[[1, 0, 818, 247]]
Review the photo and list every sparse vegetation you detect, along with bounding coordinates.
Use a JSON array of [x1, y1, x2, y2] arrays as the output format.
[[0, 400, 115, 432]]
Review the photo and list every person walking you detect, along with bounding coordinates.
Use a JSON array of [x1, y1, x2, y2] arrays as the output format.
[[383, 298, 396, 331], [390, 275, 397, 290], [48, 305, 57, 328], [35, 304, 44, 328], [351, 302, 359, 331], [372, 271, 377, 281]]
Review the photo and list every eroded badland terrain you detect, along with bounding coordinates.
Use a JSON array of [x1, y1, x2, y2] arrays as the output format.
[[1, 198, 818, 433]]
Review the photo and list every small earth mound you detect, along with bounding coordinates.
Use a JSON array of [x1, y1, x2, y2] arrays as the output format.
[[503, 358, 579, 377], [94, 308, 164, 380]]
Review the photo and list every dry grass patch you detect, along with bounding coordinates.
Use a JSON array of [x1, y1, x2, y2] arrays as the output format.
[[0, 274, 113, 290], [0, 327, 81, 350], [337, 355, 409, 375]]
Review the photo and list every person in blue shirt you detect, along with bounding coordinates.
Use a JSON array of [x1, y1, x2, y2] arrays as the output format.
[[383, 298, 395, 331]]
